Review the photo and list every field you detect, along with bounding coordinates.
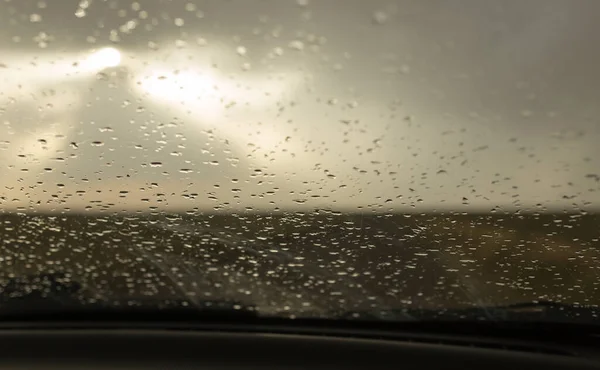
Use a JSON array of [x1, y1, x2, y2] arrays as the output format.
[[0, 212, 598, 315]]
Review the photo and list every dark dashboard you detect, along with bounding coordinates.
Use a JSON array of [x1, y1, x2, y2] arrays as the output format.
[[0, 323, 598, 369]]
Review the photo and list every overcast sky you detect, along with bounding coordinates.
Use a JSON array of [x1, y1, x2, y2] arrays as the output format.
[[1, 0, 599, 213]]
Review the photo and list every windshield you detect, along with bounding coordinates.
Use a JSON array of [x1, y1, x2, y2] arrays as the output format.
[[1, 0, 600, 322]]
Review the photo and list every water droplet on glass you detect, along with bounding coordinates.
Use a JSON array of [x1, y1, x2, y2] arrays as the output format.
[[521, 110, 534, 118], [75, 8, 86, 18], [288, 40, 305, 51], [373, 10, 388, 24]]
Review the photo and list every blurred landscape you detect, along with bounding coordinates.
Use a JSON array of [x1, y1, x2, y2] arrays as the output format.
[[0, 211, 598, 314]]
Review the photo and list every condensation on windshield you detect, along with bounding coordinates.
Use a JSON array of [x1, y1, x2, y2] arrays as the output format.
[[0, 0, 600, 318]]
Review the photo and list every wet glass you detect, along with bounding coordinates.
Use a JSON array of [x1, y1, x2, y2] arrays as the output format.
[[1, 0, 600, 320]]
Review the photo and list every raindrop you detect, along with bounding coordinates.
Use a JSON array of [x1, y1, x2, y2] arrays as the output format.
[[521, 110, 533, 118], [373, 10, 388, 24], [288, 40, 305, 51], [75, 8, 86, 18]]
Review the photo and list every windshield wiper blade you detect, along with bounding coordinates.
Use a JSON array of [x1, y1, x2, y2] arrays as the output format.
[[425, 301, 600, 322], [0, 300, 259, 323], [0, 272, 258, 320], [338, 301, 600, 323]]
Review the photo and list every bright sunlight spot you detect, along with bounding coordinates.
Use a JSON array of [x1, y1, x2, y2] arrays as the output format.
[[84, 47, 122, 70]]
